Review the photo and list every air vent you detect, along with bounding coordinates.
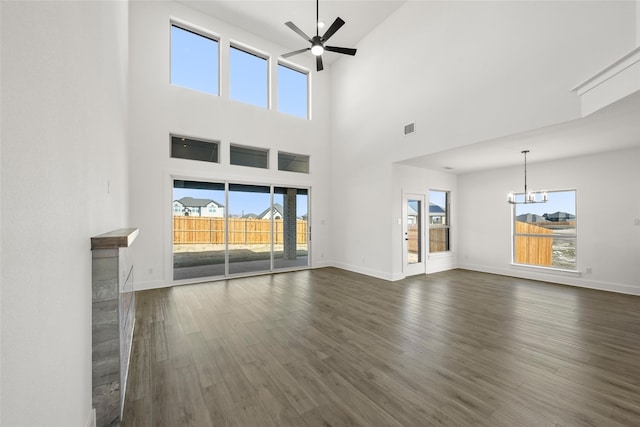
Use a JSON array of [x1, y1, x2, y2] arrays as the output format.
[[404, 122, 415, 135]]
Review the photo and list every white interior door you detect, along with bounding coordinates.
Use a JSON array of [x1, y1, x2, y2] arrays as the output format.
[[403, 193, 426, 276]]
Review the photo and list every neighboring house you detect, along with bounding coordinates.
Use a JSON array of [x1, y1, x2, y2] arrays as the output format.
[[516, 213, 546, 223], [543, 212, 576, 222], [407, 203, 418, 225], [407, 202, 446, 225], [257, 203, 284, 220], [173, 197, 225, 217], [429, 203, 446, 225]]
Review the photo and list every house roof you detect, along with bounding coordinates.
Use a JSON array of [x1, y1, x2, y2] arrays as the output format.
[[544, 211, 576, 219], [407, 202, 444, 216], [257, 203, 284, 219], [175, 197, 224, 208], [429, 203, 445, 214], [516, 213, 546, 222]]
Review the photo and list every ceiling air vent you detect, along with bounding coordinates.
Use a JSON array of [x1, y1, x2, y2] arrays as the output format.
[[404, 122, 415, 136]]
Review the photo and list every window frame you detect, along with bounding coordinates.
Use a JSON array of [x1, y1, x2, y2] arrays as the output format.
[[511, 188, 578, 272], [277, 151, 310, 174], [229, 143, 270, 169], [277, 60, 310, 119], [170, 21, 221, 95], [428, 189, 451, 253], [170, 134, 220, 163], [229, 41, 271, 109]]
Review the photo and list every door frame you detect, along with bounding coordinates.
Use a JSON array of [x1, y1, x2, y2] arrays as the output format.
[[402, 192, 426, 276]]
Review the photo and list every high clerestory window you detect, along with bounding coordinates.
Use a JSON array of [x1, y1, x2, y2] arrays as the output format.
[[278, 63, 309, 119], [512, 189, 577, 270], [230, 45, 268, 108], [170, 24, 219, 95]]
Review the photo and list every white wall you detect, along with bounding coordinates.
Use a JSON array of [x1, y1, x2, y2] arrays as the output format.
[[330, 1, 635, 281], [129, 1, 333, 289], [391, 164, 458, 279], [1, 1, 129, 425], [637, 0, 640, 45], [458, 148, 640, 295]]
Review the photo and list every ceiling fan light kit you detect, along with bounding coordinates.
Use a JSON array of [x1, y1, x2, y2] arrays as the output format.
[[282, 0, 357, 71], [507, 150, 548, 205]]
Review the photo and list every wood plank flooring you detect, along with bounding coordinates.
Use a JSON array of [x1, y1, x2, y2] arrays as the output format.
[[121, 268, 640, 426]]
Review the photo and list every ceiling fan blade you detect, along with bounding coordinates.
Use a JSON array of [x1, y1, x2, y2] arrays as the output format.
[[321, 17, 345, 42], [325, 46, 357, 56], [316, 55, 324, 72], [285, 21, 311, 42], [282, 47, 310, 58]]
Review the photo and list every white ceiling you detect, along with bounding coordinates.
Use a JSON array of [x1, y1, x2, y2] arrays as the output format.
[[398, 89, 640, 174], [178, 0, 640, 173], [179, 0, 406, 63]]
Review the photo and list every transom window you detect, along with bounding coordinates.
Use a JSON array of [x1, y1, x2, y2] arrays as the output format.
[[230, 144, 269, 169], [512, 189, 577, 270], [170, 24, 219, 95], [229, 45, 268, 108], [170, 135, 219, 163], [278, 151, 309, 173]]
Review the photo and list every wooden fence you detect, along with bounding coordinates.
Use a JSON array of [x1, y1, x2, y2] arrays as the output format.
[[515, 221, 552, 266], [407, 225, 449, 253], [173, 216, 308, 245]]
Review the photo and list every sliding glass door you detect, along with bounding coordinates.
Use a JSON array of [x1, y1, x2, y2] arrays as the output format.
[[228, 184, 271, 275], [172, 179, 309, 281], [273, 187, 309, 270], [173, 180, 226, 280]]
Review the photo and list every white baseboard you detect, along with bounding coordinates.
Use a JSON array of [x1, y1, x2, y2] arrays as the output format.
[[310, 260, 333, 269], [331, 261, 396, 281], [86, 409, 96, 427], [133, 279, 171, 291], [459, 263, 640, 296]]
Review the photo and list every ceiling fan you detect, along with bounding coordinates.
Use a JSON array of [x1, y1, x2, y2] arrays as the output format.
[[281, 0, 357, 71]]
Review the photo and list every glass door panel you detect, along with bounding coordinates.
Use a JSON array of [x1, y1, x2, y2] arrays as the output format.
[[228, 184, 272, 275], [404, 194, 425, 276], [273, 187, 309, 270], [173, 180, 226, 280]]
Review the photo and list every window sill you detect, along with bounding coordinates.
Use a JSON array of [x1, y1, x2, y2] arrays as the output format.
[[510, 263, 580, 278], [428, 251, 455, 260]]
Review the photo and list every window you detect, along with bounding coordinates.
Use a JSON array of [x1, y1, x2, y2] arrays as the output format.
[[278, 151, 309, 173], [170, 135, 219, 163], [170, 24, 219, 95], [230, 144, 269, 169], [278, 63, 308, 118], [230, 45, 268, 108], [513, 190, 577, 270], [429, 190, 450, 252]]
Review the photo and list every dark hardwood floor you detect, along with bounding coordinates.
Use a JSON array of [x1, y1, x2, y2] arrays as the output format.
[[121, 267, 640, 426]]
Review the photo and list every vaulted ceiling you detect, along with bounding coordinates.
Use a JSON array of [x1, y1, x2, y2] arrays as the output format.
[[178, 0, 406, 64], [178, 1, 640, 173]]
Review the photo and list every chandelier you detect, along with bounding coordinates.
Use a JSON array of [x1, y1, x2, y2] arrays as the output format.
[[507, 150, 548, 204]]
